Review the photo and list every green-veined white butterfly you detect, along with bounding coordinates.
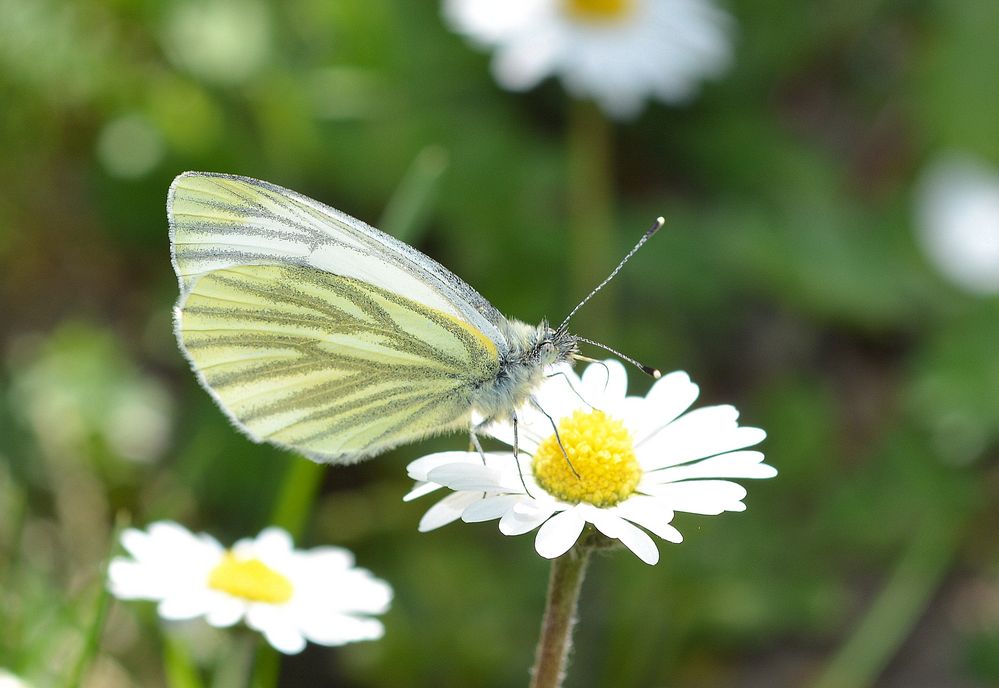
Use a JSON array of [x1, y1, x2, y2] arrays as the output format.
[[168, 172, 660, 464]]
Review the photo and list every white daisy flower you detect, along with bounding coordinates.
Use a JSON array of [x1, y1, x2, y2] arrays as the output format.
[[443, 0, 734, 119], [915, 153, 999, 295], [406, 360, 774, 565], [108, 522, 392, 655]]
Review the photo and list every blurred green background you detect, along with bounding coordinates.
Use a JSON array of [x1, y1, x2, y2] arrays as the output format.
[[3, 0, 999, 686]]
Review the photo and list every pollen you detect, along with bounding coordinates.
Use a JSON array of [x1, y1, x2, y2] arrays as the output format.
[[532, 409, 641, 507], [208, 552, 293, 604], [562, 0, 634, 22]]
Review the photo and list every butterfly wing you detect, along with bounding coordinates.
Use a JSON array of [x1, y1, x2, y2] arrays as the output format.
[[168, 172, 506, 463]]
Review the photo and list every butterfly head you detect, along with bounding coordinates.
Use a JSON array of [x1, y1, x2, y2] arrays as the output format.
[[528, 320, 579, 371]]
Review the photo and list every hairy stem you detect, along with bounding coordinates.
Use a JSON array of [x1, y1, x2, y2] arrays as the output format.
[[530, 544, 593, 688]]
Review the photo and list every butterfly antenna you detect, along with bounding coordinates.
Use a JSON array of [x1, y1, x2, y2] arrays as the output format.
[[556, 216, 665, 335], [576, 338, 661, 379]]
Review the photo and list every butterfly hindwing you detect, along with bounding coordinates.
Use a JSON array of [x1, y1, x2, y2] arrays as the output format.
[[178, 263, 500, 463]]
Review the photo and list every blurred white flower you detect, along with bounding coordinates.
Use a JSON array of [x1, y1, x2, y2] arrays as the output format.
[[0, 669, 33, 688], [109, 522, 392, 654], [916, 153, 999, 295], [406, 360, 774, 565], [443, 0, 734, 119]]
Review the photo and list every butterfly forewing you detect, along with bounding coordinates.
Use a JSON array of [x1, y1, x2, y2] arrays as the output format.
[[169, 172, 507, 347]]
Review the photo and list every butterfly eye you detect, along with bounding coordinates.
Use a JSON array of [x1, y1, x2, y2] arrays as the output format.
[[540, 340, 556, 357]]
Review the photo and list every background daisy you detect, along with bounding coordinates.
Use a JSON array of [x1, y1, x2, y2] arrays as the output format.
[[109, 522, 392, 655], [443, 0, 734, 119], [407, 360, 775, 565], [915, 153, 999, 295]]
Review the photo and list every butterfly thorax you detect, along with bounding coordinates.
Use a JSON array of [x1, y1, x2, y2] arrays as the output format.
[[470, 318, 578, 423]]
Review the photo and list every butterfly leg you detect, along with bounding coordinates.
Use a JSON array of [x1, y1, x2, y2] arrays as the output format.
[[529, 396, 581, 479], [510, 411, 534, 497], [471, 416, 534, 497], [468, 428, 488, 466]]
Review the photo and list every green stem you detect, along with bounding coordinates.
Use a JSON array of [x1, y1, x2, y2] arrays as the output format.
[[163, 633, 205, 688], [211, 632, 257, 688], [65, 515, 125, 688], [530, 544, 593, 688], [250, 643, 280, 688], [810, 512, 963, 688], [247, 458, 322, 688], [270, 458, 324, 538], [567, 99, 615, 340]]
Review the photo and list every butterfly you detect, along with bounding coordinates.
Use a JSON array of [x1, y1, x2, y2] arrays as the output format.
[[168, 172, 660, 464]]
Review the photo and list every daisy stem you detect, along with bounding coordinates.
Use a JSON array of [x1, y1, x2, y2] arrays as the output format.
[[213, 632, 258, 688], [530, 543, 593, 688], [162, 635, 204, 688], [255, 460, 322, 687], [567, 99, 615, 340], [250, 642, 280, 688]]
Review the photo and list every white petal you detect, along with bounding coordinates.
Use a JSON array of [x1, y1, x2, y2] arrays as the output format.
[[335, 575, 393, 614], [534, 509, 585, 559], [612, 496, 682, 543], [642, 480, 748, 515], [403, 480, 442, 502], [301, 613, 385, 646], [633, 371, 699, 442], [122, 521, 219, 562], [484, 415, 544, 453], [108, 559, 166, 600], [119, 527, 154, 559], [579, 359, 628, 408], [535, 364, 586, 415], [618, 395, 650, 436], [418, 492, 484, 532], [641, 406, 766, 470], [443, 0, 544, 43], [427, 463, 507, 492], [297, 546, 355, 572], [247, 606, 307, 655], [641, 404, 738, 450], [462, 495, 523, 522], [204, 597, 244, 627], [641, 451, 777, 484], [492, 26, 564, 91], [407, 451, 481, 480], [247, 528, 293, 559], [499, 499, 557, 536], [589, 511, 660, 565], [158, 589, 216, 620]]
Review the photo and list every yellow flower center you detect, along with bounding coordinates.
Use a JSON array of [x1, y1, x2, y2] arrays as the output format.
[[562, 0, 635, 23], [207, 552, 293, 604], [532, 409, 641, 507]]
